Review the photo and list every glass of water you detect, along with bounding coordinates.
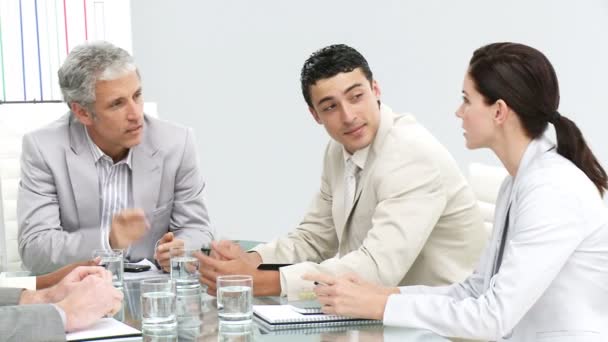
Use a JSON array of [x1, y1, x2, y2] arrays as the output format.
[[170, 247, 200, 289], [217, 275, 253, 323], [93, 249, 124, 289], [141, 278, 177, 329], [218, 322, 254, 342]]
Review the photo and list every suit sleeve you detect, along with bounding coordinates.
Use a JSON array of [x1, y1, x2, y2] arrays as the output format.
[[252, 143, 339, 265], [0, 288, 23, 306], [18, 133, 103, 275], [275, 144, 449, 299], [397, 264, 486, 300], [382, 173, 588, 341], [170, 129, 214, 248], [0, 304, 65, 341]]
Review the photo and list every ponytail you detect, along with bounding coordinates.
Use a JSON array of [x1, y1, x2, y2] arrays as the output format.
[[468, 42, 607, 197], [553, 114, 608, 196]]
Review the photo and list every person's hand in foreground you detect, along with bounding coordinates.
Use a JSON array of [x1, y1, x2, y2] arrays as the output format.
[[56, 268, 124, 332]]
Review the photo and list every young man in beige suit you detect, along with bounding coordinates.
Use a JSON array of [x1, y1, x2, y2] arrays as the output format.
[[197, 44, 487, 299]]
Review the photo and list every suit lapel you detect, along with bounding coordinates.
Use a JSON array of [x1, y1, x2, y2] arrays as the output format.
[[483, 138, 554, 286], [132, 118, 162, 215], [339, 105, 394, 236], [66, 115, 100, 229]]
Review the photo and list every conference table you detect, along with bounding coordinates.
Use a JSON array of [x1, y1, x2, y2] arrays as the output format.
[[115, 273, 451, 342]]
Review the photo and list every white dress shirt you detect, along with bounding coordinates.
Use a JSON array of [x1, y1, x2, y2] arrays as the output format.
[[84, 127, 133, 253]]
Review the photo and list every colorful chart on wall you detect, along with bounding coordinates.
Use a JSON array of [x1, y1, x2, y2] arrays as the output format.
[[0, 0, 132, 103]]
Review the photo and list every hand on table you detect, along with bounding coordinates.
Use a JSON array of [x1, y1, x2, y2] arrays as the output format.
[[196, 241, 278, 296], [36, 258, 101, 290], [57, 270, 123, 332], [302, 272, 398, 320]]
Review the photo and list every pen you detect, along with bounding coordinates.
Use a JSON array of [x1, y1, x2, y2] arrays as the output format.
[[313, 281, 329, 286]]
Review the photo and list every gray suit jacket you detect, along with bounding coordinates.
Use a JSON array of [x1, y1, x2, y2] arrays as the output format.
[[253, 106, 487, 299], [18, 113, 214, 274], [0, 288, 65, 341]]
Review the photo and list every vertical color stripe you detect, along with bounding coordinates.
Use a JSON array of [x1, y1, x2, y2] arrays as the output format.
[[0, 13, 6, 101], [34, 0, 44, 100], [63, 0, 69, 54], [18, 0, 27, 100], [54, 0, 61, 72], [83, 0, 88, 41], [44, 0, 53, 99]]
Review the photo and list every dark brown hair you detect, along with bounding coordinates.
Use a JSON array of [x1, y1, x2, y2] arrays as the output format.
[[300, 44, 373, 108], [469, 42, 607, 196]]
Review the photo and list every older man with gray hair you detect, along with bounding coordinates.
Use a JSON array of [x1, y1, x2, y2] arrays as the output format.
[[17, 41, 213, 274]]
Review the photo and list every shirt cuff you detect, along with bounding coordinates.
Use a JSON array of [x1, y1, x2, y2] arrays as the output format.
[[51, 303, 67, 331], [277, 262, 319, 300]]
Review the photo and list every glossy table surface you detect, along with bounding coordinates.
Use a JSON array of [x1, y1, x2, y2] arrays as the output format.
[[117, 274, 450, 342]]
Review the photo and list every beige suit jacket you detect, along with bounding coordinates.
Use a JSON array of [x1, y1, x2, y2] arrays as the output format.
[[253, 106, 487, 299]]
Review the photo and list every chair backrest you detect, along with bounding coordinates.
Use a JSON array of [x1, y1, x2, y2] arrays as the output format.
[[468, 162, 508, 235], [0, 102, 157, 271]]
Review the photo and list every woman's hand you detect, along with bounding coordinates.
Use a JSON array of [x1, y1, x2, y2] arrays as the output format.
[[302, 272, 399, 320]]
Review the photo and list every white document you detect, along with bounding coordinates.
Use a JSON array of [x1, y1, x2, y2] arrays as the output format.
[[66, 318, 141, 341]]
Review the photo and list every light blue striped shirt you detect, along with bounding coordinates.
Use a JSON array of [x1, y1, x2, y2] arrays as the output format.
[[84, 127, 133, 253]]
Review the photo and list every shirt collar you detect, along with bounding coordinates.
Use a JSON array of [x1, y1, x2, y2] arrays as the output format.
[[515, 135, 556, 179], [84, 126, 133, 168], [342, 145, 370, 170]]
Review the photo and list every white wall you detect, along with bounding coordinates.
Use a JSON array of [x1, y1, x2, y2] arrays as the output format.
[[130, 0, 608, 240]]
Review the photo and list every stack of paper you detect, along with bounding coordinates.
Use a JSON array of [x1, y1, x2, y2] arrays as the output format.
[[66, 318, 141, 341]]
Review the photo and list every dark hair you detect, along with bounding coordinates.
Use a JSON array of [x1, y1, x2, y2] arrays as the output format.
[[300, 44, 373, 107], [469, 42, 607, 196]]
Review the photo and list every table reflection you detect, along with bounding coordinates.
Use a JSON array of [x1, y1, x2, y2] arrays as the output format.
[[120, 276, 449, 341]]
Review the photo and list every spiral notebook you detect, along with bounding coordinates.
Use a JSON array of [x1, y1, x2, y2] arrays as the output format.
[[253, 305, 382, 331], [258, 322, 384, 335], [288, 299, 323, 314]]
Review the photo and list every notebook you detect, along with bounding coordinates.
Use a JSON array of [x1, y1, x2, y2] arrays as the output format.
[[288, 299, 323, 314], [253, 305, 382, 331], [258, 322, 384, 335]]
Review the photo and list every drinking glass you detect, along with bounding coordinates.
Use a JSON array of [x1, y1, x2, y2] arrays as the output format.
[[92, 249, 124, 289], [141, 278, 177, 328], [169, 247, 200, 289], [217, 275, 253, 323]]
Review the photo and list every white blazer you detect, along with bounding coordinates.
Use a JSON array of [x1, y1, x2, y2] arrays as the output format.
[[383, 137, 608, 342]]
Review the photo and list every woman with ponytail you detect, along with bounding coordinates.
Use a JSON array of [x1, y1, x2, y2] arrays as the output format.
[[304, 43, 608, 341]]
